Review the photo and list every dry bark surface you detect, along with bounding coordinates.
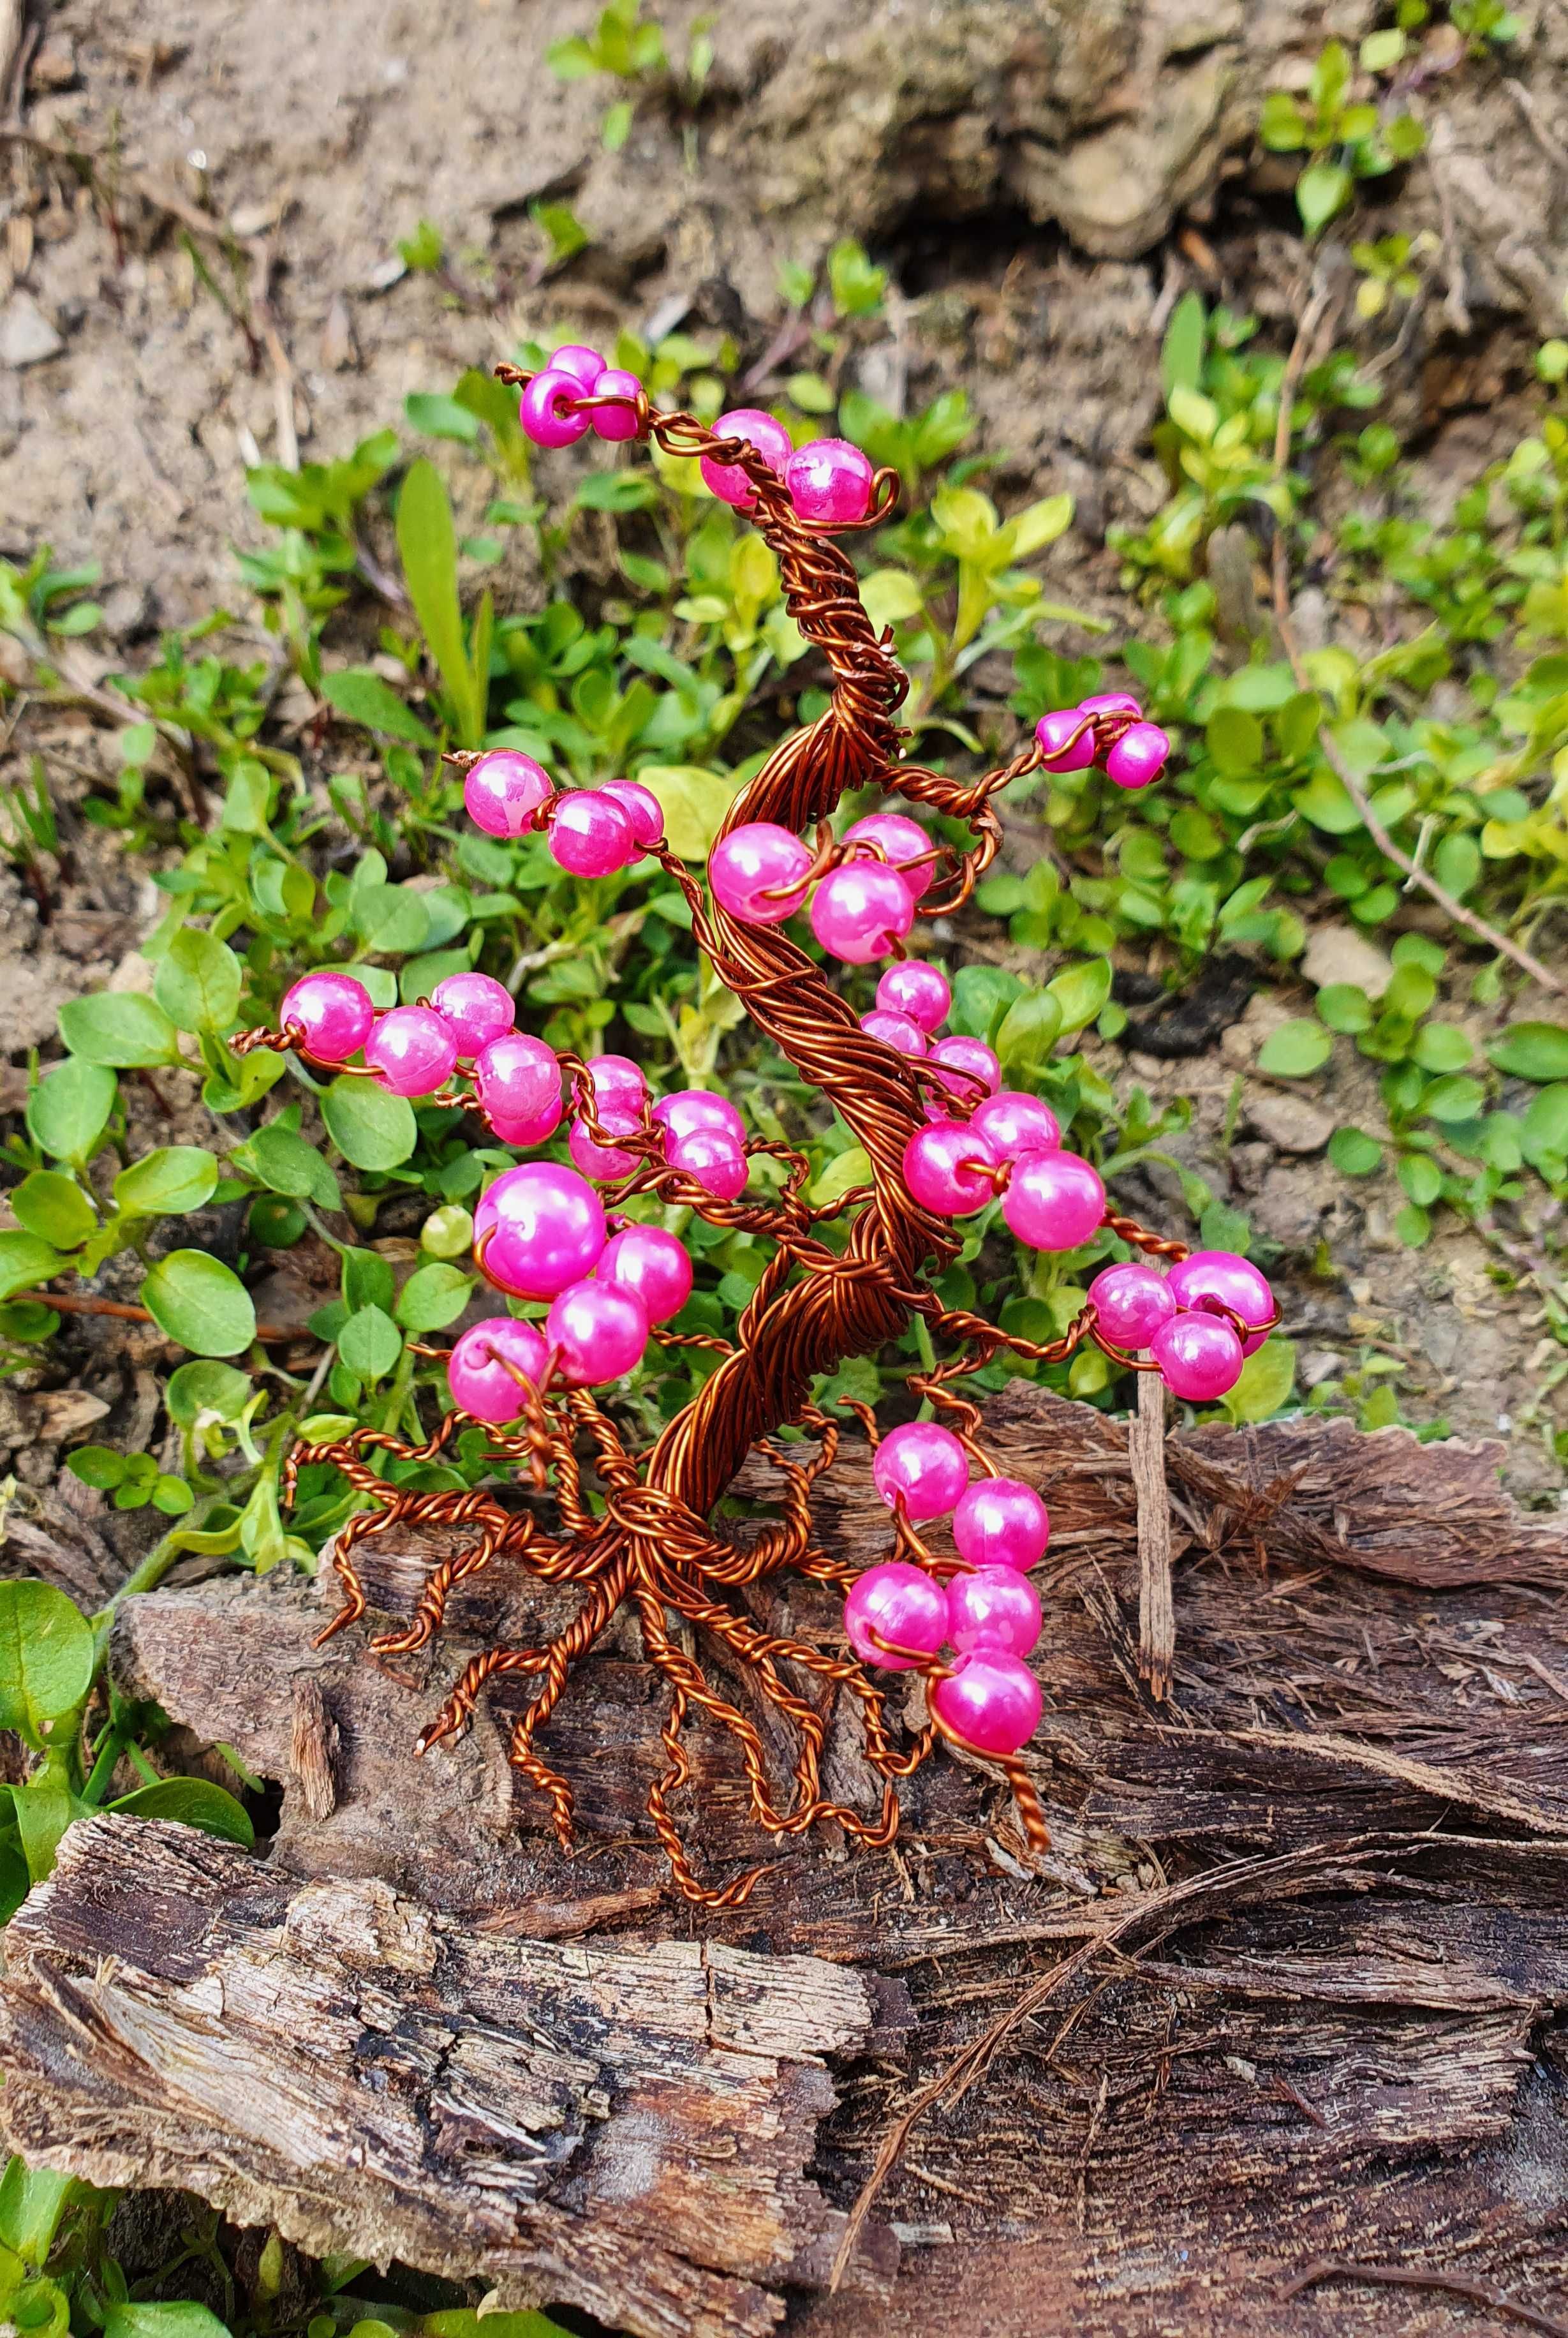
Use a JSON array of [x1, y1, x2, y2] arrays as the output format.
[[4, 1387, 1568, 2335]]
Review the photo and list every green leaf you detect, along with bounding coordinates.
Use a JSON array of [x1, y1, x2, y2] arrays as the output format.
[[321, 669, 439, 748], [114, 1147, 219, 1218], [165, 1360, 253, 1429], [0, 1230, 66, 1304], [1398, 1151, 1442, 1205], [342, 1248, 396, 1314], [1316, 984, 1372, 1034], [394, 1262, 473, 1332], [0, 1581, 94, 1745], [140, 1251, 256, 1357], [1044, 957, 1113, 1037], [1009, 493, 1074, 558], [242, 1123, 341, 1208], [994, 988, 1063, 1080], [810, 1147, 872, 1209], [859, 569, 926, 629], [404, 391, 482, 444], [108, 1777, 255, 1849], [337, 1304, 403, 1382], [1410, 1022, 1472, 1074], [154, 928, 243, 1032], [1394, 1202, 1431, 1247], [27, 1058, 117, 1166], [1160, 290, 1206, 399], [10, 1172, 95, 1251], [1328, 1126, 1383, 1176], [1487, 1020, 1568, 1082], [1257, 1020, 1333, 1078], [321, 1076, 418, 1172], [0, 2160, 78, 2267], [1206, 706, 1262, 774], [639, 764, 740, 860], [58, 992, 179, 1069], [1219, 1339, 1296, 1425], [1297, 160, 1352, 235], [397, 459, 484, 747], [1420, 1075, 1485, 1124], [105, 2304, 234, 2338], [66, 1446, 126, 1490]]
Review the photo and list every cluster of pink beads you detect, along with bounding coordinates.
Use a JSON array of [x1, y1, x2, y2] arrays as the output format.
[[452, 1161, 694, 1395], [277, 966, 519, 1101], [1086, 1249, 1274, 1402], [516, 342, 878, 528], [1037, 692, 1171, 793], [843, 1422, 1050, 1757], [464, 746, 664, 881], [710, 810, 935, 964], [565, 1054, 751, 1203]]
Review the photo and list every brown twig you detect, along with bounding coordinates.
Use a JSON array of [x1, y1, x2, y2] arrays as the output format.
[[1279, 2258, 1568, 2337], [14, 1290, 306, 1345], [0, 123, 248, 248], [1131, 1367, 1174, 1702]]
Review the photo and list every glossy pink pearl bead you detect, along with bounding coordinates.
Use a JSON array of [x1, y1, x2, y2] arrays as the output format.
[[1106, 722, 1171, 791], [475, 1031, 561, 1128], [873, 1420, 970, 1523], [588, 367, 644, 442], [931, 1649, 1042, 1756], [364, 1006, 458, 1098], [569, 1110, 644, 1181], [597, 1225, 692, 1325], [431, 971, 515, 1058], [546, 1277, 649, 1385], [488, 1101, 562, 1148], [1077, 690, 1141, 718], [464, 750, 554, 839], [843, 812, 934, 900], [861, 1009, 927, 1057], [903, 1122, 999, 1216], [843, 1562, 949, 1672], [475, 1163, 607, 1300], [279, 972, 374, 1062], [1150, 1310, 1244, 1401], [585, 1053, 647, 1112], [447, 1318, 550, 1425], [700, 408, 794, 509], [953, 1477, 1050, 1572], [786, 437, 875, 526], [549, 343, 605, 392], [970, 1091, 1060, 1161], [1035, 709, 1095, 773], [600, 778, 663, 847], [667, 1127, 748, 1200], [876, 960, 950, 1034], [549, 790, 636, 877], [1088, 1262, 1176, 1351], [709, 823, 812, 924], [521, 366, 589, 447], [1167, 1250, 1274, 1355], [654, 1089, 746, 1148], [928, 1036, 1000, 1112], [947, 1566, 1042, 1660], [1003, 1150, 1106, 1252], [810, 862, 915, 964]]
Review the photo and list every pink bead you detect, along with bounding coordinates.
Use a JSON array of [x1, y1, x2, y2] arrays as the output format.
[[953, 1477, 1050, 1572], [930, 1650, 1042, 1756], [1002, 1150, 1106, 1252], [599, 778, 663, 847], [279, 972, 374, 1062], [861, 1009, 927, 1058], [928, 1036, 1000, 1111], [843, 812, 935, 900], [970, 1091, 1060, 1160], [597, 1225, 692, 1325], [549, 790, 637, 878], [1106, 722, 1171, 791], [1088, 1262, 1176, 1351], [700, 408, 794, 509], [430, 971, 515, 1059], [475, 1031, 561, 1128], [588, 367, 644, 443], [1034, 709, 1095, 773], [709, 823, 812, 925], [843, 1562, 949, 1672], [585, 1053, 647, 1113], [810, 862, 915, 964], [785, 437, 875, 526], [475, 1162, 607, 1300], [546, 1277, 649, 1386], [947, 1566, 1042, 1660], [547, 343, 605, 392], [1166, 1250, 1275, 1356], [876, 960, 950, 1034], [1150, 1311, 1244, 1401], [873, 1420, 970, 1523], [903, 1122, 999, 1216], [654, 1089, 746, 1148], [464, 750, 554, 839], [520, 366, 590, 448], [1077, 691, 1141, 718], [667, 1127, 748, 1201], [447, 1317, 550, 1425], [364, 1006, 458, 1098], [487, 1101, 562, 1148], [569, 1110, 644, 1181]]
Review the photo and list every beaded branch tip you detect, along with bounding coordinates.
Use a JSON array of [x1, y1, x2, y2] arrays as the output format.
[[243, 343, 1280, 1905]]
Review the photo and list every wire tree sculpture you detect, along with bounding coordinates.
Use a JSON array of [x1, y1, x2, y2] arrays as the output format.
[[240, 352, 1276, 1906]]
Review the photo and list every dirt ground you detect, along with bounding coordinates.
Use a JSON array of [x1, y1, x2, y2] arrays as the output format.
[[3, 0, 1568, 1490]]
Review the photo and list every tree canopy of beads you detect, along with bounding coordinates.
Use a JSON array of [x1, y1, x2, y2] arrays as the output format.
[[246, 353, 1278, 1905]]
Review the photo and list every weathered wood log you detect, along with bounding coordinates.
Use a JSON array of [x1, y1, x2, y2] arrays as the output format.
[[3, 1388, 1568, 2334]]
